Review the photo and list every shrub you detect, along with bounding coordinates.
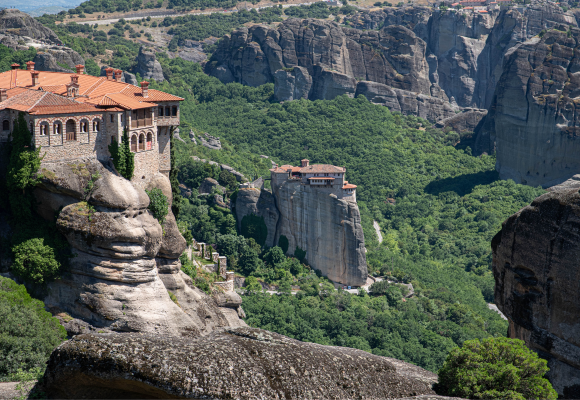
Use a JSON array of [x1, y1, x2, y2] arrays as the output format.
[[294, 246, 306, 263], [218, 169, 238, 190], [11, 238, 61, 284], [278, 235, 289, 254], [240, 214, 268, 246], [146, 188, 169, 225], [0, 277, 66, 379], [437, 337, 557, 400]]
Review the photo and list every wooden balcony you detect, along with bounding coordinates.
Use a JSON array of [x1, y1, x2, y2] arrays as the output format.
[[131, 118, 153, 128]]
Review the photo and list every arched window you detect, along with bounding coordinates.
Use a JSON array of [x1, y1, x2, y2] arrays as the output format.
[[54, 121, 62, 135], [131, 135, 137, 152], [40, 122, 48, 136], [158, 106, 164, 117], [80, 119, 89, 133], [66, 119, 76, 141], [2, 120, 9, 131], [171, 106, 177, 116], [138, 133, 145, 151], [165, 106, 170, 117], [146, 132, 152, 150], [93, 119, 100, 132]]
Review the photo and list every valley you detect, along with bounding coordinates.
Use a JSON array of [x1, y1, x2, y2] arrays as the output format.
[[0, 0, 579, 397]]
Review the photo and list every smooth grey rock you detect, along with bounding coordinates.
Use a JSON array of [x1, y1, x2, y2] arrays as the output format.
[[33, 48, 84, 72], [134, 47, 164, 82], [274, 66, 312, 101], [198, 177, 225, 195], [0, 8, 61, 44]]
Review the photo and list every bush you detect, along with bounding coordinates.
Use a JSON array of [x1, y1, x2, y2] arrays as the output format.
[[11, 238, 61, 285], [278, 235, 289, 254], [109, 130, 134, 180], [0, 276, 66, 379], [146, 188, 169, 225], [240, 214, 268, 246], [437, 337, 557, 400], [218, 169, 238, 190]]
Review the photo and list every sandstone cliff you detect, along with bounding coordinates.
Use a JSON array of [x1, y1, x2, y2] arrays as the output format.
[[235, 182, 367, 286], [40, 327, 438, 399], [475, 28, 580, 187], [492, 189, 580, 398], [34, 160, 245, 336]]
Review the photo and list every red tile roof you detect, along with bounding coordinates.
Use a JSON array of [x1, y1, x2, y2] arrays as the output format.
[[0, 68, 183, 113], [308, 177, 335, 180], [0, 90, 101, 115], [300, 164, 346, 174], [343, 183, 357, 189]]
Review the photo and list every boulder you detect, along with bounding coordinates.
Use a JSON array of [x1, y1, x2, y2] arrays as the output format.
[[134, 47, 164, 82], [33, 48, 85, 72], [198, 177, 225, 195], [40, 327, 438, 399], [434, 108, 488, 133], [492, 189, 580, 397]]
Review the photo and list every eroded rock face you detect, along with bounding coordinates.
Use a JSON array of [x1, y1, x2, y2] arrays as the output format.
[[0, 9, 61, 44], [476, 28, 580, 187], [33, 49, 85, 72], [135, 47, 164, 82], [35, 161, 245, 336], [492, 189, 580, 398], [40, 327, 438, 399], [235, 188, 279, 247]]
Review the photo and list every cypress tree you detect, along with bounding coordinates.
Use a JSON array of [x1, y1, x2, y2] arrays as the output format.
[[169, 127, 182, 218], [108, 129, 134, 180], [122, 130, 134, 180]]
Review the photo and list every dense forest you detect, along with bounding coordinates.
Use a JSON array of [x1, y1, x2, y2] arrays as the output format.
[[146, 57, 545, 371]]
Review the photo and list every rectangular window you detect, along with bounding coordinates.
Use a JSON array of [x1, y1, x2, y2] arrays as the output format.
[[159, 107, 164, 117], [110, 114, 113, 123]]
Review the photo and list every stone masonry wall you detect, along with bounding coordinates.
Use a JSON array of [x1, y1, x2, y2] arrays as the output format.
[[157, 125, 171, 175]]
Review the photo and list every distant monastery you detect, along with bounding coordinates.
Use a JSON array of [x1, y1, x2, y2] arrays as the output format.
[[270, 159, 357, 202], [0, 62, 183, 180]]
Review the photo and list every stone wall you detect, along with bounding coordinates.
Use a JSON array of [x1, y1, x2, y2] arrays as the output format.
[[157, 126, 171, 175]]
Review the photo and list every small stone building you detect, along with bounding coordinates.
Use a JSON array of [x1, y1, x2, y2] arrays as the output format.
[[0, 63, 183, 180]]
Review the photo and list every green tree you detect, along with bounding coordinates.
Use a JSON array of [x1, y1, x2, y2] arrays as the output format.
[[169, 128, 182, 218], [244, 276, 263, 293], [146, 188, 169, 225], [278, 235, 289, 254], [109, 129, 134, 180], [238, 245, 261, 275], [11, 238, 61, 284], [0, 276, 66, 379], [264, 246, 285, 268], [240, 213, 268, 246], [437, 337, 557, 400], [218, 169, 238, 190], [294, 246, 306, 263]]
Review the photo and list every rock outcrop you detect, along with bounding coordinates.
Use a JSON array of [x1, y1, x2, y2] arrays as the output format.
[[475, 28, 580, 187], [33, 48, 85, 72], [40, 327, 438, 399], [134, 47, 164, 82], [0, 9, 61, 45], [492, 189, 580, 398], [236, 180, 367, 286], [206, 2, 577, 121], [35, 160, 245, 337]]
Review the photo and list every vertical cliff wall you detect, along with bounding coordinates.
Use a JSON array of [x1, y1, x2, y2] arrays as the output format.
[[492, 189, 580, 398], [236, 180, 367, 286], [272, 181, 367, 286]]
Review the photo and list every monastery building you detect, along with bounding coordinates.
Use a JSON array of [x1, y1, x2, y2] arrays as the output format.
[[0, 62, 183, 180]]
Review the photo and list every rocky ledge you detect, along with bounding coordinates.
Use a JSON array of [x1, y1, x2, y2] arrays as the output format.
[[40, 327, 437, 399], [492, 188, 580, 398]]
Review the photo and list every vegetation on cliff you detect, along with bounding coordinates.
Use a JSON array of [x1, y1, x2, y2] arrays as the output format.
[[108, 130, 135, 181]]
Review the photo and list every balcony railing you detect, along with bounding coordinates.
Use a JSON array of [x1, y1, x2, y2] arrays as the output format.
[[131, 118, 152, 128]]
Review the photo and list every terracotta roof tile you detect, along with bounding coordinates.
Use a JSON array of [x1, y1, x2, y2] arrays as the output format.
[[0, 69, 183, 110], [85, 93, 156, 110], [0, 89, 101, 115], [308, 177, 335, 180], [29, 104, 101, 115], [343, 183, 357, 189], [300, 164, 346, 173]]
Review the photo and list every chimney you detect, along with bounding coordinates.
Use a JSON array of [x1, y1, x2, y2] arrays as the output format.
[[75, 64, 84, 74], [71, 75, 79, 84], [26, 61, 35, 71], [114, 69, 123, 82], [105, 67, 114, 80], [11, 63, 19, 70], [0, 89, 7, 102], [31, 71, 39, 86], [301, 159, 310, 167], [140, 81, 149, 98]]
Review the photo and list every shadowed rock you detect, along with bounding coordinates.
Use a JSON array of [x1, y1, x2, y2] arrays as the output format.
[[493, 189, 580, 397], [40, 327, 438, 399]]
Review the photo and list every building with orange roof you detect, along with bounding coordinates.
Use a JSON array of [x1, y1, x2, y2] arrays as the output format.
[[270, 159, 357, 201], [0, 62, 183, 180]]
